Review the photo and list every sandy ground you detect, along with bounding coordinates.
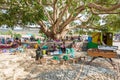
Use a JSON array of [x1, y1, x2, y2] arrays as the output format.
[[0, 42, 120, 80]]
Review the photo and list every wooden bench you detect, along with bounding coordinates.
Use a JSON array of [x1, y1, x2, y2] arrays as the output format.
[[87, 48, 117, 68]]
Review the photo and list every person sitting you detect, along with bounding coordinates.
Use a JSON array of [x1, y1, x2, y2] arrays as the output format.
[[52, 43, 57, 51], [60, 41, 66, 53], [9, 41, 13, 46]]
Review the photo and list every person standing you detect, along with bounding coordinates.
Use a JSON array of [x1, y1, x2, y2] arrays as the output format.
[[36, 46, 42, 61]]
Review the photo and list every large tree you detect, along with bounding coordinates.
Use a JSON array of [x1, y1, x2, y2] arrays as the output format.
[[0, 0, 120, 39]]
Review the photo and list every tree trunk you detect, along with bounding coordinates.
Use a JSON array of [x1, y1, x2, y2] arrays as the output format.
[[42, 29, 68, 40]]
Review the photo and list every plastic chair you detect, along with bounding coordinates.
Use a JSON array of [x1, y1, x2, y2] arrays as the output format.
[[70, 48, 75, 58], [23, 44, 28, 49], [53, 56, 60, 61], [63, 55, 69, 61], [9, 49, 15, 53], [42, 50, 46, 55], [65, 48, 71, 54], [59, 49, 62, 54], [2, 49, 7, 53], [17, 47, 24, 52]]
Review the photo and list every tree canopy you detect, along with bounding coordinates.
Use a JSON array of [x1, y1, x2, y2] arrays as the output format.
[[0, 0, 120, 39]]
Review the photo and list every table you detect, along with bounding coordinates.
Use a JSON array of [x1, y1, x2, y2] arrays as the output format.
[[87, 49, 117, 68]]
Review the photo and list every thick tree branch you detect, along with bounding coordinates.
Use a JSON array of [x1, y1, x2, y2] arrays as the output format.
[[62, 24, 100, 36], [44, 9, 54, 24], [57, 4, 69, 23], [60, 5, 85, 32], [53, 0, 58, 22], [90, 8, 120, 14], [88, 2, 120, 11], [36, 0, 42, 4], [37, 1, 54, 25], [38, 21, 55, 38], [52, 0, 79, 33], [38, 21, 48, 32], [52, 4, 69, 34], [69, 25, 100, 30], [24, 0, 30, 6], [0, 6, 9, 9], [74, 15, 82, 20], [65, 14, 92, 32], [37, 21, 55, 38]]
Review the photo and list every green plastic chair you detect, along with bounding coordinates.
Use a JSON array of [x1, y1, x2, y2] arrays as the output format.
[[70, 48, 75, 58], [37, 39, 41, 44], [42, 45, 48, 49], [53, 56, 60, 60], [66, 48, 71, 54], [87, 42, 98, 49], [63, 55, 69, 61]]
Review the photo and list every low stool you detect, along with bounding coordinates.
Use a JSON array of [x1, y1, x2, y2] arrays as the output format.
[[60, 60, 69, 65], [40, 58, 47, 65], [78, 56, 86, 61], [69, 58, 79, 64], [59, 60, 64, 65], [50, 59, 59, 65]]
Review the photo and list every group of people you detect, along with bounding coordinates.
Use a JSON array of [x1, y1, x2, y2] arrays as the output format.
[[0, 37, 21, 48], [51, 41, 66, 53], [35, 41, 77, 61]]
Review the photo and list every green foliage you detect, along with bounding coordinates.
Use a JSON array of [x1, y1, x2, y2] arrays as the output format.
[[77, 29, 86, 35], [0, 0, 46, 26], [14, 33, 21, 39], [42, 0, 47, 4], [96, 0, 117, 5], [90, 15, 101, 25], [0, 29, 13, 36], [103, 14, 120, 32], [67, 0, 80, 14], [87, 30, 93, 35], [82, 0, 117, 5], [0, 0, 119, 36]]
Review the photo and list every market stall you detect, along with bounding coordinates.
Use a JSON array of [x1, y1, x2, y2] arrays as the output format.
[[87, 32, 118, 68]]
